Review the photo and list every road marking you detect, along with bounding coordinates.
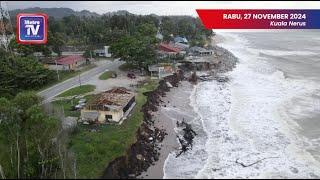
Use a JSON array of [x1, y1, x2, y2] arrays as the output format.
[[39, 60, 123, 102]]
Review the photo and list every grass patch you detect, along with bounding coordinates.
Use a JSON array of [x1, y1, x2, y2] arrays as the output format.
[[95, 57, 114, 61], [118, 63, 135, 71], [69, 79, 158, 178], [36, 64, 96, 93], [99, 71, 115, 80], [57, 85, 96, 97], [52, 95, 96, 118], [51, 98, 80, 117]]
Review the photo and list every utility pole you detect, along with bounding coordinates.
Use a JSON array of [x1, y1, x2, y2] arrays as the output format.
[[77, 57, 82, 87], [73, 159, 77, 179], [55, 59, 60, 81], [78, 73, 82, 88], [90, 48, 92, 60]]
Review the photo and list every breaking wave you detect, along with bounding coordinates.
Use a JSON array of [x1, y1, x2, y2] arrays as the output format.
[[163, 32, 320, 179], [247, 48, 317, 57]]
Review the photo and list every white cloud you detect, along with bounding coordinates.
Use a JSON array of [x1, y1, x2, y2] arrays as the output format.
[[6, 1, 320, 16]]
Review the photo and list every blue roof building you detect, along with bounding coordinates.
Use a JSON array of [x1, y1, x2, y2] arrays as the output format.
[[174, 36, 188, 44]]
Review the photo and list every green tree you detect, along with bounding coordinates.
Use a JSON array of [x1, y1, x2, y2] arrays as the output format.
[[137, 23, 157, 36], [110, 23, 157, 69], [48, 32, 65, 56], [161, 17, 175, 41], [9, 39, 52, 57], [0, 92, 62, 178], [0, 97, 21, 178], [0, 53, 56, 97], [83, 49, 95, 58]]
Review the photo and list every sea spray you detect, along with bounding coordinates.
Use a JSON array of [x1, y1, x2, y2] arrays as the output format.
[[164, 31, 320, 178], [163, 36, 238, 178], [207, 32, 320, 178]]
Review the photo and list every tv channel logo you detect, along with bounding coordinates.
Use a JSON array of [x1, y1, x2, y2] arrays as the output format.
[[16, 13, 48, 44]]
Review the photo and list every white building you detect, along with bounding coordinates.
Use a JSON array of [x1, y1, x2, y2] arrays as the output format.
[[81, 88, 136, 124], [189, 46, 214, 56], [94, 46, 112, 57]]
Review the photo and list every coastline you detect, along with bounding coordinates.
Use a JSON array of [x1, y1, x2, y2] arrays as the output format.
[[140, 35, 238, 178], [139, 81, 197, 179], [102, 34, 238, 179], [193, 32, 320, 178], [102, 72, 186, 179]]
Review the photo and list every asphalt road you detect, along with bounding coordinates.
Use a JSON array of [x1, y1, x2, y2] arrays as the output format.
[[38, 59, 123, 103]]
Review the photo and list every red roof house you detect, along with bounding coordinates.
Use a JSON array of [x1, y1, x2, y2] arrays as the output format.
[[45, 55, 86, 71], [56, 55, 85, 65], [159, 43, 181, 53]]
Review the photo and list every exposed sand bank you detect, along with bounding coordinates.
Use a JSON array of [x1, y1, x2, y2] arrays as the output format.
[[139, 81, 196, 179]]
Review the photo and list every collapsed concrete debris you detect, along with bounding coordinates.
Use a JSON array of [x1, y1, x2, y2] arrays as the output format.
[[175, 119, 197, 158], [214, 75, 229, 82], [102, 72, 184, 179]]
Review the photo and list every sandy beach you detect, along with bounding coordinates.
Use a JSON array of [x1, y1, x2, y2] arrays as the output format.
[[139, 81, 197, 179], [138, 35, 237, 179], [102, 35, 237, 178]]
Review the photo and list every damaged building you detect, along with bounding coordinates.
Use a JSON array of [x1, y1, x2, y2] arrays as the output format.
[[189, 46, 214, 56], [81, 88, 136, 124]]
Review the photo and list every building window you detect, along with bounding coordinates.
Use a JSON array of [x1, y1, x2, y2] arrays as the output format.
[[123, 97, 135, 113], [103, 106, 110, 111], [105, 115, 112, 121]]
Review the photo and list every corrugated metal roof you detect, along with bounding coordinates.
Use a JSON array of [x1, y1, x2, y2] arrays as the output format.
[[56, 55, 85, 65], [159, 43, 181, 53], [87, 88, 135, 109], [174, 36, 188, 43], [190, 46, 213, 53]]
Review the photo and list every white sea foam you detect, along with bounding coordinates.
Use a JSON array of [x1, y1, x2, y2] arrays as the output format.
[[195, 32, 320, 178], [247, 48, 317, 57], [163, 84, 208, 179], [163, 32, 320, 179]]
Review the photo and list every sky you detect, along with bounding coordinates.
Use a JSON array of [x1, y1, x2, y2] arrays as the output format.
[[6, 1, 320, 16]]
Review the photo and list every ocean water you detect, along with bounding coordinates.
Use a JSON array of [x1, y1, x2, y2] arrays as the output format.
[[163, 31, 320, 178]]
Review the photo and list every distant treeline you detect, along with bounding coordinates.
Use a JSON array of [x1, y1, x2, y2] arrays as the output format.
[[0, 12, 214, 179], [1, 13, 212, 98], [46, 13, 212, 47], [9, 13, 212, 51]]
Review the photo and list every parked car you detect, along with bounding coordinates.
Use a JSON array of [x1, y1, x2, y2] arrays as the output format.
[[74, 105, 82, 110], [79, 98, 86, 104], [127, 72, 136, 79], [79, 102, 86, 107]]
